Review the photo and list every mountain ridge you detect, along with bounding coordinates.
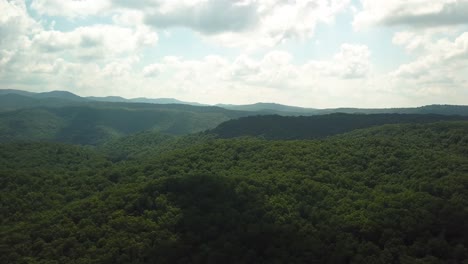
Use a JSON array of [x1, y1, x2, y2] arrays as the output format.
[[2, 89, 467, 115]]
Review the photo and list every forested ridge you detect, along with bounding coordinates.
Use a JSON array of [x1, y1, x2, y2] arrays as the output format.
[[1, 121, 468, 263], [0, 105, 245, 145], [209, 113, 468, 139]]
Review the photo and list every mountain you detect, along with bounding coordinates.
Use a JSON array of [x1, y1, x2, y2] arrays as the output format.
[[86, 96, 131, 103], [34, 90, 86, 101], [217, 102, 468, 116], [319, 104, 468, 116], [209, 113, 468, 139], [0, 99, 252, 145], [216, 102, 319, 114], [87, 96, 205, 106], [0, 89, 87, 101], [0, 93, 88, 111], [128, 97, 206, 106], [2, 89, 468, 116], [0, 89, 37, 97], [0, 89, 204, 106]]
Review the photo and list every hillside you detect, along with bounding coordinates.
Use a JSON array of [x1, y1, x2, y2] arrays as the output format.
[[0, 104, 248, 145], [1, 121, 467, 263], [209, 113, 468, 139]]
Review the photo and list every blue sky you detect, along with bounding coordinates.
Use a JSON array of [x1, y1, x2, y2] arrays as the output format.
[[1, 0, 467, 107]]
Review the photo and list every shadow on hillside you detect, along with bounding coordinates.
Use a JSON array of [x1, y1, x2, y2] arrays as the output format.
[[141, 174, 329, 264]]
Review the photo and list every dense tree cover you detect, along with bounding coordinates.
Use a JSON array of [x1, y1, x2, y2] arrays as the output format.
[[1, 121, 468, 263], [210, 113, 468, 140], [99, 131, 214, 162]]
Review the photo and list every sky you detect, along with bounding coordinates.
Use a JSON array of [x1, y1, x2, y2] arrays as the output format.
[[0, 0, 468, 108]]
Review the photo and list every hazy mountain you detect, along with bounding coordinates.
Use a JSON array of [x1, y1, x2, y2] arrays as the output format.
[[319, 105, 468, 116], [86, 96, 130, 103], [0, 89, 87, 101], [216, 102, 319, 114], [87, 96, 205, 106], [0, 89, 203, 106], [217, 102, 468, 116], [128, 97, 206, 106], [0, 89, 37, 97], [2, 89, 468, 116]]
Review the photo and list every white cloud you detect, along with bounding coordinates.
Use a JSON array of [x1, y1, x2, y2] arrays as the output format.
[[143, 64, 163, 78], [208, 0, 351, 49], [102, 56, 139, 76], [351, 0, 468, 105], [354, 0, 468, 30], [0, 0, 38, 49], [30, 0, 111, 17], [115, 0, 350, 49], [1, 39, 375, 107], [124, 44, 372, 106], [30, 0, 350, 49], [31, 25, 157, 61], [305, 44, 371, 79], [389, 31, 468, 103], [392, 32, 468, 79], [2, 0, 466, 108]]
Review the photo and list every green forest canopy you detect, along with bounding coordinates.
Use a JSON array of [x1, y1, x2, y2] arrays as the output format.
[[1, 121, 468, 263]]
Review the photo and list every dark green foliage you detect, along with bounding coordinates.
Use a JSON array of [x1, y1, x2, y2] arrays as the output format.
[[99, 131, 214, 162], [1, 122, 468, 263], [210, 113, 468, 139]]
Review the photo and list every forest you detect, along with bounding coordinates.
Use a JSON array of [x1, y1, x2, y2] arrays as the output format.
[[1, 117, 468, 263]]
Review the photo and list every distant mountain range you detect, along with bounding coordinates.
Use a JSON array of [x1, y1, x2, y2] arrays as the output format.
[[1, 88, 468, 145], [0, 89, 204, 107], [87, 96, 206, 106], [1, 89, 468, 116], [0, 89, 251, 145]]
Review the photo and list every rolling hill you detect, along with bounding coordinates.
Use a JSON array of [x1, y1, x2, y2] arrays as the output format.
[[0, 102, 250, 145], [209, 113, 468, 139]]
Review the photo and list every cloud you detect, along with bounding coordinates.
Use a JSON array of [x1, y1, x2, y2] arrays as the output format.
[[389, 31, 468, 103], [1, 38, 374, 107], [392, 32, 468, 79], [305, 44, 371, 79], [143, 64, 162, 78], [0, 0, 38, 49], [30, 0, 111, 17], [0, 1, 156, 95], [29, 0, 350, 49], [204, 0, 351, 48], [114, 0, 351, 49], [354, 0, 468, 30], [31, 25, 157, 61], [131, 44, 372, 105], [141, 0, 259, 34]]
